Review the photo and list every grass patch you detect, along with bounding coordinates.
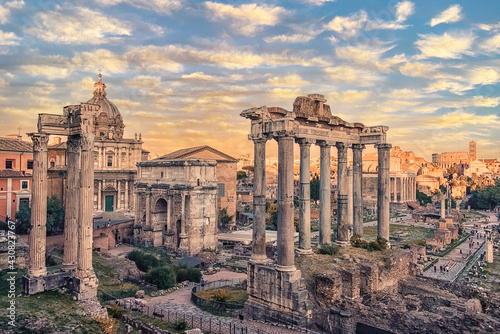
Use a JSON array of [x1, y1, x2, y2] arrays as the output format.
[[0, 269, 102, 333], [126, 310, 190, 333], [195, 286, 248, 305], [363, 224, 434, 245]]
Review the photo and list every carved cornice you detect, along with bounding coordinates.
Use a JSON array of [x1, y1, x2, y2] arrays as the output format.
[[317, 140, 335, 147], [352, 143, 366, 150], [29, 133, 49, 152]]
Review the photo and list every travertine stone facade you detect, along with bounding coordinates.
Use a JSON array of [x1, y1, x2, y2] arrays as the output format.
[[133, 159, 218, 255], [241, 94, 390, 327]]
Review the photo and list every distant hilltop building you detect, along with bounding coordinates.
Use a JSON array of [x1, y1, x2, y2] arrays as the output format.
[[469, 140, 477, 162], [47, 74, 149, 213], [432, 151, 470, 169]]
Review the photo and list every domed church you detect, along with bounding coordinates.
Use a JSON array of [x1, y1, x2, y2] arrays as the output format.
[[47, 74, 149, 213]]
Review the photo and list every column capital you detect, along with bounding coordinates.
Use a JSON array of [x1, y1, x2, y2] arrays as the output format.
[[29, 133, 49, 152], [352, 143, 366, 150], [375, 143, 392, 150], [250, 134, 268, 143], [335, 141, 349, 150], [317, 140, 335, 147], [295, 137, 315, 146]]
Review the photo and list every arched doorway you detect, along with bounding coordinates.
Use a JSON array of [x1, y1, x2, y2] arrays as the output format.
[[152, 198, 168, 231]]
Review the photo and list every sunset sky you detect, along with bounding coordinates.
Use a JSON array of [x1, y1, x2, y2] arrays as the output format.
[[1, 0, 499, 160]]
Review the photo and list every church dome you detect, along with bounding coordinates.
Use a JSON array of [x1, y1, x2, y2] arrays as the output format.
[[87, 74, 125, 140]]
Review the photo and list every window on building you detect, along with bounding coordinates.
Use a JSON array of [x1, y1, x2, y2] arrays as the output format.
[[5, 159, 13, 169], [50, 161, 55, 168], [27, 160, 33, 169], [21, 181, 28, 189], [107, 156, 113, 167], [19, 198, 29, 207], [160, 172, 164, 178], [217, 183, 225, 197]]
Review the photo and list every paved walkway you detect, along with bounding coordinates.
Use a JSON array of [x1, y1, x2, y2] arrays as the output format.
[[423, 225, 487, 282], [135, 269, 301, 334]]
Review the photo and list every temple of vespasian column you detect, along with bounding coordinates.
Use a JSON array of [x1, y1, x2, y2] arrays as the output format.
[[23, 102, 100, 301], [241, 94, 391, 326]]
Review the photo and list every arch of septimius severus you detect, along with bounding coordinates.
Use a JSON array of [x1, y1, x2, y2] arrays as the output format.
[[241, 94, 391, 326], [23, 102, 99, 300]]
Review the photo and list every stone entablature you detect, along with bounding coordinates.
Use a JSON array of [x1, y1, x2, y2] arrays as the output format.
[[133, 159, 218, 255]]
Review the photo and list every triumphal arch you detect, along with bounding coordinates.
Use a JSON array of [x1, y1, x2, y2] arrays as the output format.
[[23, 102, 100, 300], [241, 94, 391, 326]]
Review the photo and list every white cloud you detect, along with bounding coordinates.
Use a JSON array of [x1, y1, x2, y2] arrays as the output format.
[[72, 49, 128, 74], [25, 7, 131, 44], [426, 110, 500, 129], [465, 96, 500, 108], [125, 45, 184, 72], [301, 0, 334, 5], [366, 1, 415, 30], [468, 67, 500, 85], [125, 75, 162, 89], [481, 34, 500, 53], [324, 10, 367, 37], [325, 66, 382, 86], [415, 32, 475, 59], [98, 0, 181, 15], [181, 72, 217, 81], [264, 33, 316, 43], [424, 80, 472, 95], [429, 4, 463, 27], [0, 30, 20, 45], [267, 74, 310, 87], [20, 65, 72, 79], [204, 2, 288, 36], [0, 1, 24, 24], [328, 90, 371, 104]]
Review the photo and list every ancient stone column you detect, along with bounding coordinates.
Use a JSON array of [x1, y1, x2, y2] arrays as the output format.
[[318, 141, 332, 245], [125, 180, 129, 210], [336, 142, 349, 244], [376, 143, 391, 241], [352, 144, 364, 236], [347, 168, 353, 235], [276, 134, 295, 271], [251, 138, 268, 263], [145, 188, 152, 228], [28, 133, 49, 278], [441, 198, 446, 219], [297, 138, 313, 254], [178, 193, 189, 251], [63, 135, 80, 272], [97, 180, 102, 211], [77, 132, 96, 279]]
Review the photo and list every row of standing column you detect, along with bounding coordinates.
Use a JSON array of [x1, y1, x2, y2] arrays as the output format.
[[390, 176, 416, 203], [249, 137, 392, 269], [28, 133, 95, 280], [96, 179, 131, 211]]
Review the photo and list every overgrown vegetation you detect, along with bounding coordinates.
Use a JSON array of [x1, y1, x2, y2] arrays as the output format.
[[350, 235, 389, 251], [317, 243, 339, 255], [416, 190, 432, 206], [126, 250, 202, 289], [195, 286, 248, 306]]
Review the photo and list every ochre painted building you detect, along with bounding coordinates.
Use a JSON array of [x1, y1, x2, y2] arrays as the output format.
[[0, 136, 33, 220]]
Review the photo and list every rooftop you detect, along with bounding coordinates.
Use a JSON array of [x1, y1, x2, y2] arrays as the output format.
[[0, 137, 32, 153]]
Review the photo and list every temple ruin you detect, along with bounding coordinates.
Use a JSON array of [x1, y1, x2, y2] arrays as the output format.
[[240, 94, 391, 326], [23, 102, 100, 301]]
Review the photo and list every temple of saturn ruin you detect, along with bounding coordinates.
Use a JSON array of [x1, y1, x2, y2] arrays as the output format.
[[241, 94, 391, 326], [23, 102, 100, 300]]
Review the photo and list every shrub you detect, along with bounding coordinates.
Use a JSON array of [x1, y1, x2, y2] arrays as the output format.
[[367, 237, 389, 251], [413, 239, 426, 246], [126, 250, 160, 272], [318, 243, 339, 255], [211, 288, 229, 302], [145, 266, 177, 289], [106, 303, 125, 319], [187, 267, 202, 283], [173, 318, 188, 330], [350, 234, 368, 248], [176, 268, 189, 282]]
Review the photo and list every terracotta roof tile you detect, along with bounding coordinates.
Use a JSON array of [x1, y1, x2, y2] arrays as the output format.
[[0, 170, 27, 178], [0, 137, 32, 152]]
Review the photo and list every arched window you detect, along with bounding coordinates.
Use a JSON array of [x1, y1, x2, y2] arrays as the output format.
[[107, 156, 113, 167]]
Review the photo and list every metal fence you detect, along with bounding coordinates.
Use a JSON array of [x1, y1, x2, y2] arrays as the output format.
[[191, 278, 246, 312], [116, 298, 271, 334]]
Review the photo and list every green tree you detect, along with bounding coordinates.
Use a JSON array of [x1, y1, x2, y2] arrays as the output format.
[[145, 266, 177, 289], [237, 171, 247, 180], [46, 196, 65, 234], [15, 202, 31, 234], [468, 180, 500, 210], [126, 250, 160, 272], [242, 165, 254, 172], [218, 208, 234, 229], [310, 175, 320, 202], [416, 190, 432, 206]]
